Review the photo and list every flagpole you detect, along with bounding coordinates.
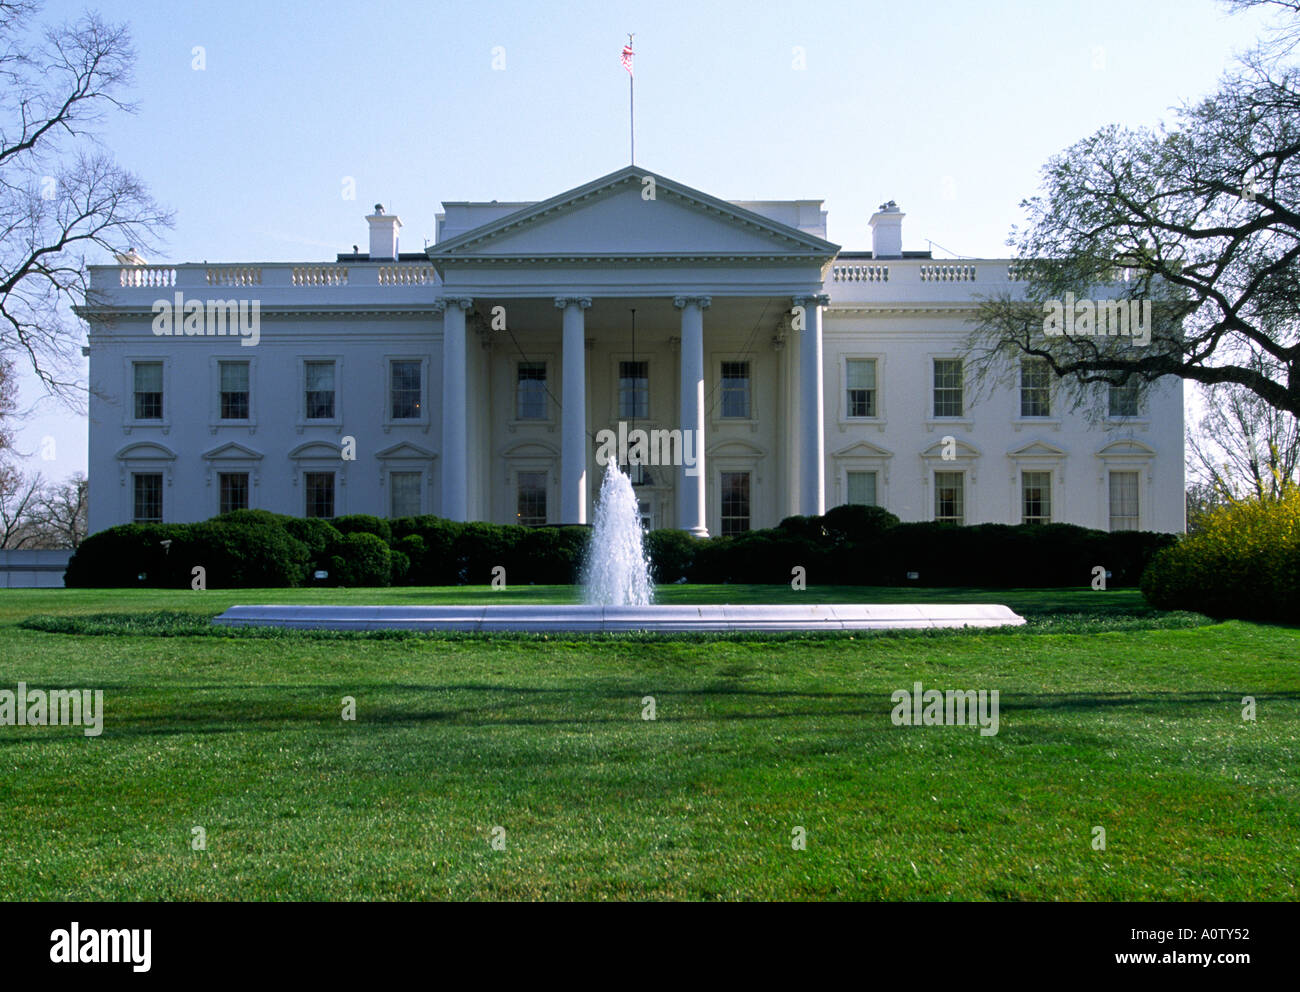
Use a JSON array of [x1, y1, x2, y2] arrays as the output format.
[[628, 33, 635, 165]]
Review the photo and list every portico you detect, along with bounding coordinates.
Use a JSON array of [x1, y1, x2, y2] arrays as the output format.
[[427, 166, 839, 533]]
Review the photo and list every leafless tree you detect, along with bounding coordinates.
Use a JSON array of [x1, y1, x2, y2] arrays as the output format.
[[1187, 355, 1300, 500], [35, 469, 85, 547], [1, 0, 171, 397], [1225, 1, 1300, 59], [0, 463, 42, 547], [0, 352, 16, 458]]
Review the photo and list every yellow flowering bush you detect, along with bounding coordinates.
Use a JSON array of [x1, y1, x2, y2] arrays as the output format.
[[1141, 485, 1300, 621]]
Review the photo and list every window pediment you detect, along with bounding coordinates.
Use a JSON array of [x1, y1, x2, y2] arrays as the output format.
[[202, 441, 263, 461]]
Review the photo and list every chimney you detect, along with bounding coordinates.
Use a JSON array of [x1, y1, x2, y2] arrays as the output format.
[[869, 200, 904, 258], [366, 203, 401, 260]]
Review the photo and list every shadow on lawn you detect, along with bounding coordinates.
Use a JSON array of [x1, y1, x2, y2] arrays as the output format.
[[1, 686, 1293, 742]]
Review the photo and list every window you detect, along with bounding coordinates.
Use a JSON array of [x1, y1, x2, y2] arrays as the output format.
[[846, 470, 878, 507], [219, 361, 250, 420], [133, 362, 163, 420], [720, 361, 751, 419], [1020, 358, 1051, 417], [305, 472, 335, 518], [618, 361, 649, 420], [1109, 471, 1139, 531], [390, 360, 421, 420], [390, 471, 421, 517], [516, 362, 547, 420], [132, 473, 163, 523], [1108, 379, 1141, 417], [517, 471, 547, 525], [1021, 471, 1052, 523], [846, 359, 877, 418], [934, 471, 964, 524], [219, 472, 250, 514], [933, 358, 963, 417], [305, 362, 336, 420], [720, 471, 751, 535]]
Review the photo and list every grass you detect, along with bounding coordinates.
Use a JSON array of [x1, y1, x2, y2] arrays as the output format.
[[0, 584, 1296, 900]]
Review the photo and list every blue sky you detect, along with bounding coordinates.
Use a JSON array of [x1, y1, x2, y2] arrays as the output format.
[[9, 0, 1275, 478]]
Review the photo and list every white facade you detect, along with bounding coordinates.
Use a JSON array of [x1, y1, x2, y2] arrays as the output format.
[[80, 167, 1185, 537]]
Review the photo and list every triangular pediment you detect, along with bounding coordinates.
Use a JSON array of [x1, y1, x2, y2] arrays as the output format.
[[1008, 439, 1066, 458], [375, 442, 436, 460], [921, 438, 981, 460], [429, 166, 839, 265], [202, 441, 263, 461], [832, 440, 894, 459]]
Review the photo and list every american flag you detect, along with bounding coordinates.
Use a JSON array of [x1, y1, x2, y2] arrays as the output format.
[[621, 42, 634, 76]]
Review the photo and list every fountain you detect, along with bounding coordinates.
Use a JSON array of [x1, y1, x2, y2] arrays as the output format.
[[213, 459, 1025, 633], [583, 462, 653, 607]]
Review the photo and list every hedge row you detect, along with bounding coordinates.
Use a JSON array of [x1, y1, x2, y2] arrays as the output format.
[[650, 505, 1174, 588], [1141, 488, 1300, 622], [64, 510, 589, 588], [65, 502, 1177, 590]]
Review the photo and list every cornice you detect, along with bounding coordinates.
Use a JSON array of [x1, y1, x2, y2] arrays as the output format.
[[434, 251, 833, 267]]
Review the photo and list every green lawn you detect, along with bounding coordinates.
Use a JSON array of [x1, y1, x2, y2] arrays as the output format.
[[0, 584, 1296, 900]]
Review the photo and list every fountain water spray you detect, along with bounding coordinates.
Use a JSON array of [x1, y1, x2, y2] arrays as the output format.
[[583, 461, 654, 605]]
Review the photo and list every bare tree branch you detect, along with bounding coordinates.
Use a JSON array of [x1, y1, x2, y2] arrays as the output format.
[[968, 38, 1300, 419], [0, 1, 172, 402]]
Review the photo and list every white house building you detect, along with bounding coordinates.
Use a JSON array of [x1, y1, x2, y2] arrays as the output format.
[[79, 166, 1185, 537]]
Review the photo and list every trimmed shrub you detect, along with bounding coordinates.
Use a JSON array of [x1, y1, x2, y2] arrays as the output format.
[[452, 521, 520, 585], [389, 549, 411, 585], [390, 515, 461, 583], [328, 532, 392, 587], [689, 530, 829, 585], [65, 523, 175, 588], [776, 514, 825, 540], [66, 519, 309, 588], [820, 503, 901, 544], [283, 517, 343, 563], [684, 517, 1172, 589], [331, 514, 393, 545], [645, 529, 698, 583], [214, 508, 293, 528], [1141, 489, 1300, 622], [392, 534, 427, 585], [519, 526, 588, 584], [176, 521, 310, 588]]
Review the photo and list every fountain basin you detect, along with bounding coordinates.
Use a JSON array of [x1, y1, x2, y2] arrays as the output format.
[[212, 603, 1025, 633]]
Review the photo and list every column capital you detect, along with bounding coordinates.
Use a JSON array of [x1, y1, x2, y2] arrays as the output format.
[[433, 296, 473, 314], [791, 293, 830, 309], [554, 296, 592, 309], [673, 295, 712, 310]]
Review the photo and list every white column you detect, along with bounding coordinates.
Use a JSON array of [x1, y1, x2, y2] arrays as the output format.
[[555, 296, 592, 525], [794, 293, 829, 516], [438, 296, 471, 521], [674, 295, 710, 537]]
